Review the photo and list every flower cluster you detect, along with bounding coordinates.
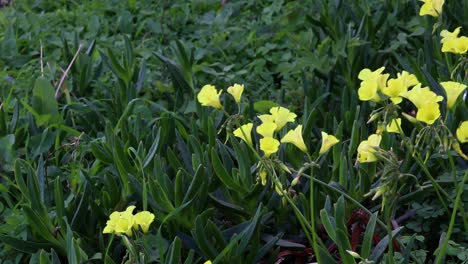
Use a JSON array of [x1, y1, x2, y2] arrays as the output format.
[[197, 83, 340, 187], [231, 105, 340, 159], [197, 83, 244, 109], [440, 27, 468, 55], [358, 67, 467, 126], [356, 65, 468, 163], [103, 206, 155, 236]]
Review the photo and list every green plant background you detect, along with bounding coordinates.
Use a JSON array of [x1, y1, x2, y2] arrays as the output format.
[[0, 0, 467, 263]]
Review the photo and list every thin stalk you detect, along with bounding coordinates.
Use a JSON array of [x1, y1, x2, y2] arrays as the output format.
[[273, 176, 314, 246], [448, 155, 468, 234], [435, 169, 468, 264], [414, 155, 451, 213], [301, 173, 387, 230], [308, 166, 321, 262]]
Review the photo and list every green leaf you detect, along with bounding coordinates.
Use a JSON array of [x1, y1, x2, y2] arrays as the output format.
[[167, 236, 182, 264], [336, 229, 356, 264], [253, 100, 279, 114], [182, 165, 205, 204], [32, 77, 61, 126], [210, 148, 246, 194], [0, 235, 53, 254], [319, 209, 336, 242], [360, 212, 378, 259]]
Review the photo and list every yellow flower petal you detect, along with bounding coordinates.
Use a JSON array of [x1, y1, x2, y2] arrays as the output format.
[[386, 118, 402, 134], [257, 122, 277, 138], [440, 81, 467, 109], [456, 121, 468, 143], [197, 84, 222, 109], [357, 134, 382, 163], [269, 107, 296, 131], [227, 83, 244, 103], [419, 0, 444, 17], [319, 131, 340, 155], [134, 211, 155, 233], [281, 125, 307, 153], [233, 123, 253, 146], [416, 102, 441, 125], [260, 137, 280, 157]]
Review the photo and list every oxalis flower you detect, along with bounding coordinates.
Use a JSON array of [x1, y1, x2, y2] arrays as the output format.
[[260, 137, 280, 157], [357, 134, 382, 163], [269, 106, 297, 131], [456, 121, 468, 143], [103, 206, 136, 236], [401, 84, 443, 109], [319, 131, 340, 155], [103, 206, 155, 236], [233, 123, 253, 146], [386, 118, 402, 134], [133, 211, 155, 233], [197, 84, 222, 109], [440, 27, 468, 54], [227, 83, 244, 104], [441, 81, 467, 109], [381, 71, 419, 104], [419, 0, 444, 17], [416, 102, 441, 125], [257, 122, 277, 138], [281, 125, 307, 153], [357, 67, 389, 102]]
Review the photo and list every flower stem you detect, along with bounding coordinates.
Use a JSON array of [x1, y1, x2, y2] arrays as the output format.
[[435, 169, 468, 264]]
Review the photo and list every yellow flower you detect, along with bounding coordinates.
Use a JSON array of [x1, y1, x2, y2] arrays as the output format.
[[197, 84, 222, 109], [386, 118, 402, 134], [416, 102, 441, 125], [441, 37, 468, 54], [269, 107, 297, 131], [281, 125, 307, 153], [103, 206, 136, 236], [358, 67, 385, 82], [256, 122, 277, 138], [357, 134, 382, 163], [358, 81, 380, 102], [233, 123, 253, 146], [382, 78, 406, 104], [260, 137, 280, 157], [203, 261, 212, 264], [382, 71, 419, 104], [441, 27, 461, 43], [319, 131, 340, 155], [401, 84, 443, 108], [133, 211, 155, 233], [227, 83, 244, 103], [419, 0, 444, 17], [258, 114, 275, 123], [440, 81, 467, 109], [357, 67, 389, 102], [456, 121, 468, 143]]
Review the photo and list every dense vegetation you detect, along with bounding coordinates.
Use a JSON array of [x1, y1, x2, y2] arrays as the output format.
[[0, 0, 467, 263]]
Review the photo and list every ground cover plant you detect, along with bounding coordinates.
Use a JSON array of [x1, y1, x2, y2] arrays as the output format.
[[0, 0, 467, 263]]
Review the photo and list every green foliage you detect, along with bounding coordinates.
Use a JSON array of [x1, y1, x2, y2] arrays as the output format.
[[0, 0, 467, 263]]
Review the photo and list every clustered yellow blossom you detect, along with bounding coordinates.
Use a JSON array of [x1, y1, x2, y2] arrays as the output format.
[[103, 206, 155, 236], [358, 68, 419, 104], [197, 83, 246, 109], [419, 0, 444, 17], [440, 27, 468, 55], [401, 84, 443, 125]]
